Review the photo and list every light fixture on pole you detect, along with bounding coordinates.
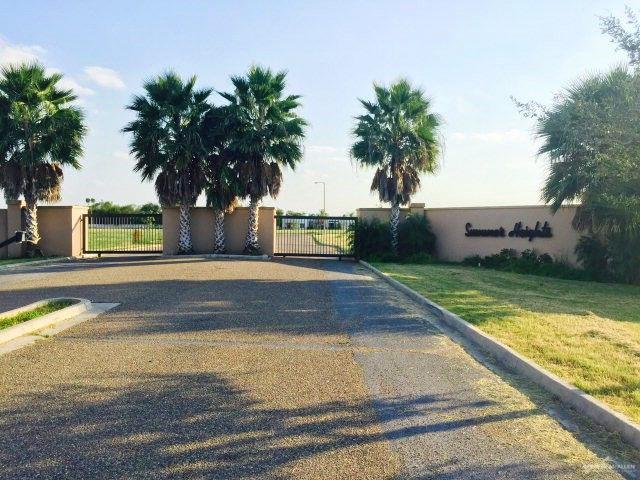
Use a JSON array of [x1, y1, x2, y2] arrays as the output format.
[[314, 181, 326, 214]]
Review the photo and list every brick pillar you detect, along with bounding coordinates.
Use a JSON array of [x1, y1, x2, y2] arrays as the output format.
[[6, 200, 25, 258]]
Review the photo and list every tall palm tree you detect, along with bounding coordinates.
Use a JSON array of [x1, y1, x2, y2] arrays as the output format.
[[219, 66, 306, 254], [0, 62, 86, 256], [124, 72, 211, 254], [204, 152, 241, 253], [351, 79, 441, 253]]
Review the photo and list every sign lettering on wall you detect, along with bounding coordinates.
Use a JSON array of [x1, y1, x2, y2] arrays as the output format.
[[465, 221, 552, 241]]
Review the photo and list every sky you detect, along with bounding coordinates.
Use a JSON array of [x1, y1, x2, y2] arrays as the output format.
[[0, 0, 632, 214]]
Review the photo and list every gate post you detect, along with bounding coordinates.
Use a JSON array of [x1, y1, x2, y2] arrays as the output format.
[[6, 200, 25, 258]]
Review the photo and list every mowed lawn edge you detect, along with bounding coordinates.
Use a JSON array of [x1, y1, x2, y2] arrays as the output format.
[[0, 300, 76, 331], [371, 262, 640, 423]]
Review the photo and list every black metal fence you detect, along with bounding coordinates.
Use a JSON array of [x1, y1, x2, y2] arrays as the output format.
[[83, 214, 163, 254], [275, 215, 356, 258]]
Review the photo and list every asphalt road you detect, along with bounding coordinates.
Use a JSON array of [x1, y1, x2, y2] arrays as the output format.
[[0, 257, 636, 479]]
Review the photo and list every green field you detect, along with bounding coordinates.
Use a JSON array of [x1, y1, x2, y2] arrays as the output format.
[[373, 262, 640, 423], [310, 230, 350, 252], [88, 228, 163, 251]]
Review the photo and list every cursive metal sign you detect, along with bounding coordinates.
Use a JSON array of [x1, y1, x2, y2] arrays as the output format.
[[465, 221, 552, 241]]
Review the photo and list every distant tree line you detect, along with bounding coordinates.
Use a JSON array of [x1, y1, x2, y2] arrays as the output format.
[[85, 199, 161, 215]]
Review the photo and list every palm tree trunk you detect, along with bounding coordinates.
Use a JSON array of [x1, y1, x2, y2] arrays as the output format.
[[24, 199, 43, 257], [390, 202, 400, 255], [213, 209, 226, 254], [177, 203, 193, 254], [244, 197, 261, 254]]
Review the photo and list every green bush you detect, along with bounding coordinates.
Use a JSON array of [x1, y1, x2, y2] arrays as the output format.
[[350, 219, 391, 259], [462, 248, 591, 281], [575, 235, 610, 281], [397, 215, 436, 259], [351, 215, 437, 261]]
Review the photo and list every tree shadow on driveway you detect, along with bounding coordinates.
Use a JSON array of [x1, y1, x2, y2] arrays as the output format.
[[0, 371, 542, 479]]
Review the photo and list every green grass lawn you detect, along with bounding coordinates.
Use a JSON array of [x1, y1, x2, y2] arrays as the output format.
[[0, 300, 75, 330], [88, 228, 162, 251], [311, 230, 350, 252], [372, 262, 640, 423]]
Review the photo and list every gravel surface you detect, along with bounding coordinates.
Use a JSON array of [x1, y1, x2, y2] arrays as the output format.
[[0, 257, 636, 479]]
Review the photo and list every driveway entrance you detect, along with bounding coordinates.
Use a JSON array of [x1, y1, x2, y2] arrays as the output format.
[[0, 257, 633, 478]]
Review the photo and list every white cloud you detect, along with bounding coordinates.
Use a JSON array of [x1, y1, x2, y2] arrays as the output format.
[[0, 38, 94, 97], [0, 37, 45, 65], [44, 67, 94, 96], [84, 66, 125, 90], [57, 76, 95, 96], [451, 129, 529, 144]]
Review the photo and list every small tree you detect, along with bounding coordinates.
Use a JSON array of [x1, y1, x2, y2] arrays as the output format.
[[351, 79, 441, 253], [124, 72, 211, 254], [0, 63, 86, 256]]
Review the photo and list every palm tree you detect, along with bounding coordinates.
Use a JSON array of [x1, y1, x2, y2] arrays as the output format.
[[124, 72, 211, 254], [219, 66, 306, 254], [0, 62, 86, 256], [351, 79, 441, 253], [204, 152, 241, 253], [535, 67, 640, 282]]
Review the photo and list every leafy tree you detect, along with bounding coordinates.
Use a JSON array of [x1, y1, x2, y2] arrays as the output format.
[[219, 66, 306, 254], [86, 200, 160, 215], [0, 62, 86, 256], [600, 6, 640, 67], [531, 67, 640, 282], [123, 72, 211, 254], [351, 79, 441, 253]]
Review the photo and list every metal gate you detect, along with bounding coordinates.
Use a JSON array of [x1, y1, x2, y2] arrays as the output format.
[[83, 214, 163, 254], [275, 215, 357, 258]]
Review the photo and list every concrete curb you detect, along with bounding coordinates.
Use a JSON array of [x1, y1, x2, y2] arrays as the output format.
[[163, 253, 271, 261], [359, 260, 640, 450], [0, 298, 90, 344], [0, 257, 74, 271]]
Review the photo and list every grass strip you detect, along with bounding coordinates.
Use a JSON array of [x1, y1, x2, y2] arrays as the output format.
[[0, 257, 55, 267], [0, 300, 76, 331], [372, 262, 640, 423]]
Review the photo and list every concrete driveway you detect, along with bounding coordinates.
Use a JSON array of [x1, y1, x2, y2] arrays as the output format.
[[0, 257, 636, 479]]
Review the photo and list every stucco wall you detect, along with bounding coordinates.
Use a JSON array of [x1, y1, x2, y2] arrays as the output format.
[[358, 204, 582, 265], [37, 206, 88, 257], [162, 206, 276, 255], [1, 202, 88, 258]]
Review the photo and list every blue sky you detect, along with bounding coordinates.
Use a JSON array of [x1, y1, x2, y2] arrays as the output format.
[[1, 0, 630, 213]]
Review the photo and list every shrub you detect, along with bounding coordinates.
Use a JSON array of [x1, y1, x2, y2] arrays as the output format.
[[575, 235, 610, 281], [351, 215, 437, 261], [463, 248, 591, 281], [397, 215, 436, 259], [462, 254, 483, 267], [350, 219, 391, 259]]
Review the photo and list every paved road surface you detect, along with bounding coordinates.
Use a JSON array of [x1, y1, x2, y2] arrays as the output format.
[[0, 257, 636, 479]]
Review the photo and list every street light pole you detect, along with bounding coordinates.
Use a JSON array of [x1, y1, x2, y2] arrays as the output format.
[[314, 181, 326, 214]]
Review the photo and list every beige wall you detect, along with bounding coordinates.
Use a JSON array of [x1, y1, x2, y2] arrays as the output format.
[[0, 202, 88, 258], [37, 205, 88, 257], [162, 206, 276, 255], [358, 204, 582, 266]]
